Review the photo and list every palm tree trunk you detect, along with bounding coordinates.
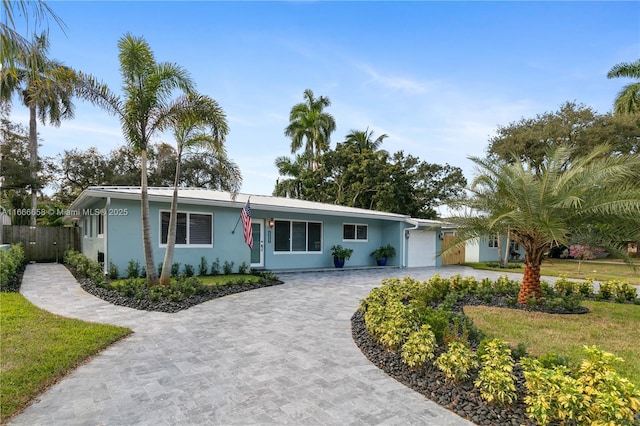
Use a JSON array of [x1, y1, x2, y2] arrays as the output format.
[[140, 149, 159, 287], [29, 105, 38, 226], [160, 150, 182, 286], [503, 230, 510, 268], [518, 259, 543, 304]]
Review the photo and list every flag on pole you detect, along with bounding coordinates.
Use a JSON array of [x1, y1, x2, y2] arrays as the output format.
[[241, 200, 253, 249]]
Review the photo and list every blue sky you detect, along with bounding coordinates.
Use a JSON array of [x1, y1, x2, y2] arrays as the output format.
[[9, 1, 640, 201]]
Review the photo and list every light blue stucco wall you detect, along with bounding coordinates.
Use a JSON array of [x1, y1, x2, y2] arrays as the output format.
[[105, 198, 251, 276], [80, 199, 107, 262], [88, 197, 409, 276], [466, 236, 524, 263], [261, 212, 402, 270]]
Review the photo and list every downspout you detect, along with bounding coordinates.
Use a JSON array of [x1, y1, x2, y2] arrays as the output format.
[[402, 219, 420, 268], [103, 197, 110, 275]]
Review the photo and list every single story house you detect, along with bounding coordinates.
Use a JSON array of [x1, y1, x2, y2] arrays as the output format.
[[465, 235, 525, 263], [67, 186, 447, 275]]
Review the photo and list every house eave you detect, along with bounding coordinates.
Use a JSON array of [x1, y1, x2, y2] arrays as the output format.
[[68, 186, 414, 222]]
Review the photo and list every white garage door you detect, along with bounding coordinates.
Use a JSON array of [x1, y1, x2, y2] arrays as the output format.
[[407, 229, 437, 267]]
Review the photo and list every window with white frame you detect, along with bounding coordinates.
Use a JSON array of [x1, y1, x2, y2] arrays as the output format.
[[83, 217, 89, 238], [97, 213, 104, 236], [160, 211, 213, 246], [343, 223, 368, 241], [488, 234, 498, 248], [274, 220, 322, 252]]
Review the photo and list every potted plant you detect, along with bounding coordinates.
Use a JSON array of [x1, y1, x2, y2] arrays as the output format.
[[371, 244, 396, 266], [331, 245, 353, 268]]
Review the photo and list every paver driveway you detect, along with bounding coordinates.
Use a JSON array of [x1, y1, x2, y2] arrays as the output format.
[[13, 263, 532, 426]]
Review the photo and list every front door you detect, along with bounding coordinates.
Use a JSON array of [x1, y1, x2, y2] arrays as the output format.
[[250, 219, 264, 268]]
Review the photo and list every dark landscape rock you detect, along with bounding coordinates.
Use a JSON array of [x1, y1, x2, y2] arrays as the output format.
[[68, 266, 283, 313], [351, 309, 537, 426]]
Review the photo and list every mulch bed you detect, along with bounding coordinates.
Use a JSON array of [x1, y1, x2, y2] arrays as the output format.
[[351, 309, 535, 426], [68, 266, 283, 313]]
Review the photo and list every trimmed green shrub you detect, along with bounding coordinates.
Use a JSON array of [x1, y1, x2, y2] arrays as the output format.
[[183, 264, 194, 277], [0, 244, 26, 291], [210, 258, 220, 275], [223, 260, 234, 275], [171, 262, 181, 276], [108, 261, 119, 280], [238, 262, 249, 274], [199, 257, 208, 276], [126, 259, 140, 278]]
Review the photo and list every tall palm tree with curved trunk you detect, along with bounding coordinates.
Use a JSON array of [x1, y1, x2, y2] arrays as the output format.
[[74, 33, 194, 287], [448, 144, 640, 304], [1, 32, 75, 225], [284, 89, 336, 170], [343, 127, 388, 154], [159, 93, 233, 286], [607, 59, 640, 115]]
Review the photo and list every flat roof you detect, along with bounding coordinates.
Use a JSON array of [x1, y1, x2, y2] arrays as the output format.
[[69, 186, 416, 222]]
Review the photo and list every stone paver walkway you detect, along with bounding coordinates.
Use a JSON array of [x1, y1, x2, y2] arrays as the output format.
[[12, 264, 537, 426]]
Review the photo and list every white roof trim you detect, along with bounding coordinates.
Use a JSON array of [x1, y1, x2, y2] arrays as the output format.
[[69, 186, 413, 222]]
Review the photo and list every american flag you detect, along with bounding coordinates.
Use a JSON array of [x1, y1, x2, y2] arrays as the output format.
[[241, 200, 253, 249]]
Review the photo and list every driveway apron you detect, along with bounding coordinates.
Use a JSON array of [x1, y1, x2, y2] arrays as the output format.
[[12, 263, 534, 426]]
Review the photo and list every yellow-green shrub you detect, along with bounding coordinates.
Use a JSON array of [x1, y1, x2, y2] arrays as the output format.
[[522, 346, 640, 425], [435, 341, 478, 382], [401, 324, 437, 368], [474, 338, 517, 405]]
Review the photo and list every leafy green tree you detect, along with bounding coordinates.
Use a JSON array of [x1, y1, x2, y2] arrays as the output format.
[[0, 107, 55, 225], [284, 89, 336, 170], [55, 147, 111, 204], [607, 59, 640, 115], [486, 101, 640, 172], [274, 139, 466, 218], [180, 151, 241, 190], [159, 93, 232, 286], [74, 33, 195, 287], [1, 32, 76, 225], [449, 144, 640, 304]]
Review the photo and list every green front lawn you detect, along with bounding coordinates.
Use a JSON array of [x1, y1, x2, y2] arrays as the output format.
[[464, 301, 640, 387], [467, 258, 640, 284], [0, 293, 131, 422], [199, 274, 262, 285]]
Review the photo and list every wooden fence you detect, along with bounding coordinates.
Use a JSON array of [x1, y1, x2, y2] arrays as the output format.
[[1, 225, 81, 262], [441, 235, 465, 265]]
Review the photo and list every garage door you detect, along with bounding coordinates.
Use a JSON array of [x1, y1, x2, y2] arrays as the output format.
[[407, 229, 437, 267]]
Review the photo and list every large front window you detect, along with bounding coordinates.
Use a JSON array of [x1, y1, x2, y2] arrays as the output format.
[[160, 211, 212, 246], [274, 220, 322, 252]]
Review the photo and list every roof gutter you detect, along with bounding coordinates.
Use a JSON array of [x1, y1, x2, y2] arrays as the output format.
[[401, 219, 420, 268]]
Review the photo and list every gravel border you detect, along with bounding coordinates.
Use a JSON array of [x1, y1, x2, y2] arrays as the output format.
[[68, 266, 284, 313], [351, 309, 535, 426]]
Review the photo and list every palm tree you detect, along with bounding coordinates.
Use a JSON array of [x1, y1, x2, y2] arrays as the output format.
[[607, 59, 640, 115], [343, 127, 388, 154], [448, 144, 640, 304], [74, 33, 194, 287], [1, 32, 76, 225], [273, 153, 311, 198], [1, 0, 65, 71], [159, 93, 231, 286], [284, 89, 336, 170]]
